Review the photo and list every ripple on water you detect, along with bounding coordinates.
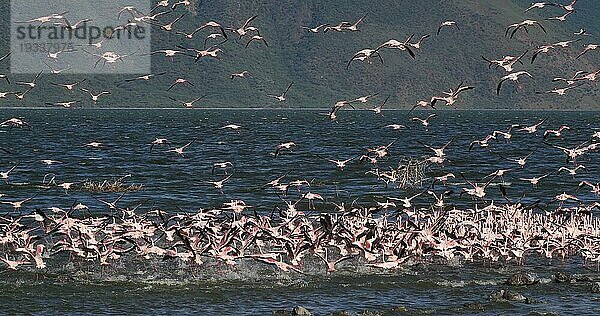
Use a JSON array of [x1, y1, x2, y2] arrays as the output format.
[[0, 109, 599, 315]]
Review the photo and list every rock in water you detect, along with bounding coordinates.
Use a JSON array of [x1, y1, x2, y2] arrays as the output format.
[[463, 302, 485, 311], [293, 306, 312, 316], [506, 272, 538, 286], [503, 290, 527, 302], [330, 311, 351, 316], [390, 305, 408, 313], [571, 275, 593, 283], [356, 312, 383, 316], [553, 272, 571, 283], [592, 283, 600, 294], [489, 289, 527, 302]]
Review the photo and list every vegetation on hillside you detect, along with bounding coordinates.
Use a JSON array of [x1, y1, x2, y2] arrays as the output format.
[[0, 0, 598, 109]]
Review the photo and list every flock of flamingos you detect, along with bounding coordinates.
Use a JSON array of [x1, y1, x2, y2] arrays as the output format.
[[0, 0, 599, 274]]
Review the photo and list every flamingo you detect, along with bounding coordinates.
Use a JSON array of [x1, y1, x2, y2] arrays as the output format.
[[558, 165, 586, 176], [167, 78, 193, 91], [230, 71, 250, 80], [206, 174, 233, 191], [245, 35, 268, 48], [314, 248, 354, 273], [324, 22, 351, 33], [16, 71, 43, 89], [151, 13, 186, 32], [50, 79, 87, 92], [226, 15, 259, 38], [546, 10, 574, 22], [525, 2, 558, 12], [558, 0, 577, 11], [267, 82, 294, 102], [150, 138, 170, 151], [543, 125, 570, 139], [347, 48, 385, 69], [537, 83, 583, 96], [169, 96, 207, 108], [302, 24, 329, 33], [506, 20, 546, 38], [576, 44, 598, 59], [80, 88, 111, 103], [1, 164, 18, 182], [437, 21, 459, 35], [345, 15, 367, 32], [496, 71, 533, 95], [274, 142, 296, 157], [368, 96, 389, 114], [166, 139, 197, 156], [411, 114, 437, 128]]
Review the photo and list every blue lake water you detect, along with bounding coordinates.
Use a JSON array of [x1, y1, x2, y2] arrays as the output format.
[[0, 109, 599, 315]]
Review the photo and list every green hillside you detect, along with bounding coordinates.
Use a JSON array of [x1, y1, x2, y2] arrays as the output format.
[[0, 0, 599, 109]]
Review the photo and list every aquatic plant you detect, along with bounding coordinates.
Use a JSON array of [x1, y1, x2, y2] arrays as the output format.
[[80, 175, 143, 193], [394, 157, 431, 189], [367, 157, 431, 189]]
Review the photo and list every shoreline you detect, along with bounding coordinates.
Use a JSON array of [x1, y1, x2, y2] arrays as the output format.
[[1, 107, 599, 112]]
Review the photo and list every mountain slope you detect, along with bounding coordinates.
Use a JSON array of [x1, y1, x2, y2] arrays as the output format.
[[0, 0, 598, 109]]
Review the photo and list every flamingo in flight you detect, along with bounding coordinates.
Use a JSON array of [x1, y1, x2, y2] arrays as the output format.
[[267, 82, 294, 103], [496, 71, 533, 95], [437, 21, 459, 35], [506, 20, 546, 38]]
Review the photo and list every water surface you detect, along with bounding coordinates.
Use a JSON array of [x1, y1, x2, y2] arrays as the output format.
[[0, 109, 599, 315]]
